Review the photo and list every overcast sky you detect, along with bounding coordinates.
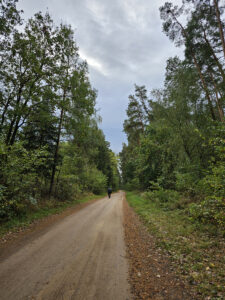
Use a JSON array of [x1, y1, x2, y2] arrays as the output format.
[[18, 0, 183, 153]]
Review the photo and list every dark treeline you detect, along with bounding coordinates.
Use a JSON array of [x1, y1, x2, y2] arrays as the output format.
[[120, 0, 225, 229], [0, 0, 119, 220]]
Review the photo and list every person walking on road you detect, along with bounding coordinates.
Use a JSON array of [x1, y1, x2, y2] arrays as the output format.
[[107, 187, 112, 198]]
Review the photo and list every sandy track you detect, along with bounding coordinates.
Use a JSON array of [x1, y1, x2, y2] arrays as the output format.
[[0, 192, 131, 300]]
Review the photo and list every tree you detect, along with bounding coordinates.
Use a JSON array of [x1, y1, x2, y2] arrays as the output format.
[[159, 1, 225, 121], [0, 7, 119, 219], [0, 12, 59, 144], [123, 84, 151, 145]]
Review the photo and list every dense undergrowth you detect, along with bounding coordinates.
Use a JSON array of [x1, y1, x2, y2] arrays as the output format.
[[126, 191, 225, 299]]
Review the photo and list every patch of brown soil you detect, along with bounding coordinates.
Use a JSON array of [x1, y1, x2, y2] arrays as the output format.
[[0, 192, 130, 300], [0, 197, 102, 261], [123, 197, 196, 300]]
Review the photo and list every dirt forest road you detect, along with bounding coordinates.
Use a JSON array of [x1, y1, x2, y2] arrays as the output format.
[[0, 192, 131, 300]]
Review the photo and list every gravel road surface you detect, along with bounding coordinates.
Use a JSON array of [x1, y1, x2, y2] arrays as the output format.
[[0, 192, 131, 300]]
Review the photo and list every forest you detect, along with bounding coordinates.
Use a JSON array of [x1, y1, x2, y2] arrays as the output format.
[[0, 0, 224, 298], [120, 0, 225, 230], [0, 0, 120, 221]]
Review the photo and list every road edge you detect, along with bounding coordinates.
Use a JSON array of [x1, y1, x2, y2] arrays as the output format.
[[0, 195, 105, 261], [123, 192, 195, 299]]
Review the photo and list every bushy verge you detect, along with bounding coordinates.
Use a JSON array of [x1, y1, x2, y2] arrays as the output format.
[[143, 183, 224, 231], [126, 191, 224, 298], [142, 132, 225, 230], [189, 134, 225, 230], [0, 140, 108, 220], [189, 165, 225, 229], [143, 181, 181, 210], [0, 141, 49, 219]]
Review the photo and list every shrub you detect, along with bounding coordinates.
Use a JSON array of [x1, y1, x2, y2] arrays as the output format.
[[125, 178, 140, 191], [189, 196, 225, 228], [0, 141, 49, 219], [175, 171, 198, 196], [143, 187, 181, 210], [85, 167, 107, 194], [54, 176, 82, 201], [189, 132, 225, 229]]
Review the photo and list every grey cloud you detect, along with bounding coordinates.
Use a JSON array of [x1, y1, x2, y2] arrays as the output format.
[[18, 0, 183, 152]]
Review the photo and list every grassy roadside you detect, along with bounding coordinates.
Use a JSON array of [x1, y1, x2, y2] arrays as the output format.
[[0, 193, 105, 238], [126, 191, 225, 299]]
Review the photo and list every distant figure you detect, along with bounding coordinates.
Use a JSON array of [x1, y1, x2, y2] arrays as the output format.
[[107, 187, 112, 198]]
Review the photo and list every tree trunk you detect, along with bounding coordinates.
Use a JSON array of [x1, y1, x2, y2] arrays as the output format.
[[1, 96, 13, 127], [5, 117, 16, 145], [170, 12, 216, 120], [49, 90, 66, 197], [7, 73, 42, 145], [214, 0, 225, 59], [5, 86, 23, 144], [192, 54, 216, 120], [9, 116, 21, 145], [203, 30, 225, 84], [209, 71, 225, 122]]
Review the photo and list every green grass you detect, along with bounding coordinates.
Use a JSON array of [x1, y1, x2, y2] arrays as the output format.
[[126, 191, 225, 299], [0, 193, 105, 238]]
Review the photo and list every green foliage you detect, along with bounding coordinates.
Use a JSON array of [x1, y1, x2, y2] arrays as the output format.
[[189, 196, 225, 229], [124, 178, 140, 191], [189, 129, 225, 228], [175, 171, 199, 196], [0, 4, 120, 221], [0, 184, 10, 218], [84, 167, 107, 194], [143, 188, 181, 210], [0, 140, 49, 219], [120, 1, 225, 230]]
